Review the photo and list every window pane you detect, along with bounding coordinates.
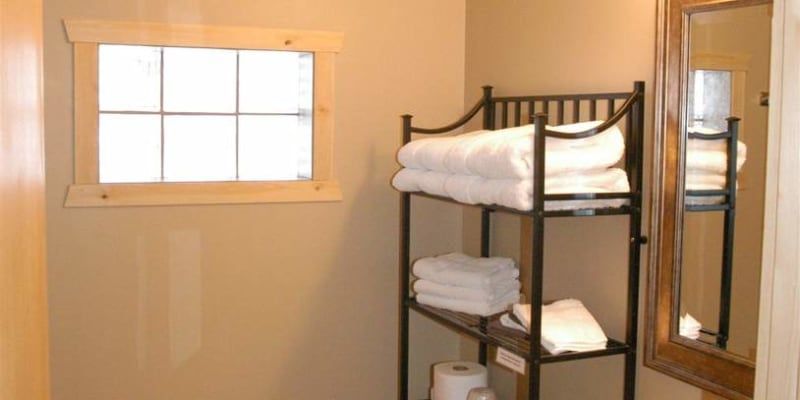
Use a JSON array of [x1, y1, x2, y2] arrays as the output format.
[[163, 48, 237, 113], [98, 45, 161, 112], [238, 115, 312, 181], [164, 116, 236, 182], [239, 50, 311, 113], [99, 114, 161, 183]]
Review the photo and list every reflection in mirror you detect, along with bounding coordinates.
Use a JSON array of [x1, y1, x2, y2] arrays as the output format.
[[678, 4, 771, 362]]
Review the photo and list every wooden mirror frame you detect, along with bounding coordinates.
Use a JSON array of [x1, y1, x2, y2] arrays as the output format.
[[646, 0, 770, 398]]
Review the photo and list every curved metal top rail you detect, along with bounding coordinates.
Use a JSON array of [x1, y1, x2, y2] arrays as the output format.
[[687, 131, 732, 140], [403, 82, 643, 138], [540, 88, 642, 139], [404, 99, 485, 134], [687, 117, 740, 140]]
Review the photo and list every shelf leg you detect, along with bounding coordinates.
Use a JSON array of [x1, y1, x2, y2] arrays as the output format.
[[478, 208, 491, 365], [399, 191, 411, 400]]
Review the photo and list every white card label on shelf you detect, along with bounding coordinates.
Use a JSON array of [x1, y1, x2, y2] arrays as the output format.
[[496, 347, 526, 375]]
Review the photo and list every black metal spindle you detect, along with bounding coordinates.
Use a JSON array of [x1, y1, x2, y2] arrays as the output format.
[[399, 115, 413, 400], [590, 99, 597, 120], [542, 101, 550, 124], [608, 99, 615, 119], [483, 86, 494, 129], [623, 81, 646, 400], [557, 100, 564, 125], [501, 102, 509, 128], [528, 101, 535, 124], [529, 113, 548, 400], [479, 208, 492, 365], [573, 99, 580, 123]]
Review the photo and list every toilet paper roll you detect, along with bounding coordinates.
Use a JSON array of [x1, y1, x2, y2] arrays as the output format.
[[432, 361, 488, 400]]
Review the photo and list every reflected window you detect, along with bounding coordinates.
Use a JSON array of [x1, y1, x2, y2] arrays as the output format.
[[687, 69, 732, 132]]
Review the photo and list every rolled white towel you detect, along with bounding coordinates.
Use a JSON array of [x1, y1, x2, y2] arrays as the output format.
[[391, 168, 450, 197], [414, 279, 522, 302], [464, 121, 625, 179], [412, 253, 518, 290], [397, 130, 487, 171], [416, 290, 520, 317], [397, 121, 625, 179]]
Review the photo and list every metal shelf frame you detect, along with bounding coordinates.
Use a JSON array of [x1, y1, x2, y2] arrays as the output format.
[[398, 82, 647, 400]]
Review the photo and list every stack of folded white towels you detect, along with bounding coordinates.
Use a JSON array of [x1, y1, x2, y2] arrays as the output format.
[[686, 126, 747, 205], [500, 299, 608, 355], [413, 253, 521, 317], [392, 121, 631, 211], [679, 313, 702, 340]]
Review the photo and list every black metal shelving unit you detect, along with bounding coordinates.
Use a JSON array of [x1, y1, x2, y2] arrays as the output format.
[[398, 82, 647, 400], [684, 117, 741, 349]]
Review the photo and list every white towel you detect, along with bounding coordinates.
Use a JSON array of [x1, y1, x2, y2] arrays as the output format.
[[412, 253, 518, 290], [464, 122, 625, 179], [391, 168, 450, 197], [397, 130, 488, 171], [506, 300, 608, 355], [397, 121, 625, 179], [414, 279, 522, 302], [686, 173, 728, 190], [393, 167, 631, 211], [416, 290, 520, 317], [679, 313, 702, 340]]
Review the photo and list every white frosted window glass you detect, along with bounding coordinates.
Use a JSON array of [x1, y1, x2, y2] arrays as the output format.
[[163, 116, 236, 182], [98, 45, 161, 112], [163, 48, 237, 112], [239, 51, 308, 113], [99, 114, 162, 183], [238, 115, 311, 181]]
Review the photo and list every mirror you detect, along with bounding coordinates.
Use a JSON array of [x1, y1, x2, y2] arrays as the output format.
[[648, 0, 772, 398]]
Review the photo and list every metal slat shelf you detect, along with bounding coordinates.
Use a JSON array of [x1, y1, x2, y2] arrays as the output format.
[[411, 192, 634, 218], [409, 300, 631, 363]]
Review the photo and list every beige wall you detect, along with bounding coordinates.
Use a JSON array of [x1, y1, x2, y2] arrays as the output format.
[[464, 0, 706, 399], [43, 1, 465, 399]]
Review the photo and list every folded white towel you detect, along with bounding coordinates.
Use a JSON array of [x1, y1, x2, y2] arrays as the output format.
[[414, 279, 522, 302], [416, 290, 520, 317], [506, 300, 608, 355], [412, 253, 518, 290], [679, 313, 702, 340], [393, 167, 631, 211], [397, 121, 625, 179]]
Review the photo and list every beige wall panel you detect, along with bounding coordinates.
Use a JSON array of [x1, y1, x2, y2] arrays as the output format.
[[43, 1, 465, 399]]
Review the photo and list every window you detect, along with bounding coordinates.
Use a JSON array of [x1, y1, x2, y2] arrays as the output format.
[[64, 20, 343, 207]]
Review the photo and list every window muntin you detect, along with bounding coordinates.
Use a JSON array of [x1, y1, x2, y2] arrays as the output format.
[[97, 44, 314, 184]]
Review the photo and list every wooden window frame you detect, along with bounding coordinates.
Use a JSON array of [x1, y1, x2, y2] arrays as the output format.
[[63, 19, 343, 207]]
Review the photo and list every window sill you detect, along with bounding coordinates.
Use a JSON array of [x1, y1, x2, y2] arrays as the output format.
[[64, 180, 342, 208]]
